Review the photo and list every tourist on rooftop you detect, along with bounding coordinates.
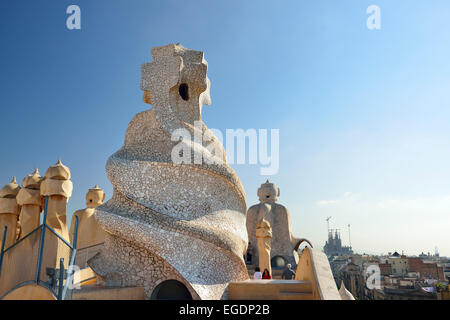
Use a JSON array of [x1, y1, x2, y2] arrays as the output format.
[[281, 264, 296, 280], [246, 242, 253, 264], [253, 267, 262, 280], [262, 269, 272, 279]]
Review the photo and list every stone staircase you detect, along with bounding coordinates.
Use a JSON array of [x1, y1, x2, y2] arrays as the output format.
[[237, 264, 315, 300], [228, 280, 315, 300]]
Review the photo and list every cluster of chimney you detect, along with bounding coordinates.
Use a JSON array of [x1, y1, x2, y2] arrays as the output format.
[[0, 160, 105, 260]]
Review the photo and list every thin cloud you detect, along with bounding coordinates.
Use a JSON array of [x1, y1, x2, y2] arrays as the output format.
[[317, 199, 338, 206], [316, 192, 357, 206]]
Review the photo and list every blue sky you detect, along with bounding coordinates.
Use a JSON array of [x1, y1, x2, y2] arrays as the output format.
[[0, 0, 449, 256]]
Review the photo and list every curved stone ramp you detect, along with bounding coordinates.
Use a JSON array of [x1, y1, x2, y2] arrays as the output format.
[[295, 247, 341, 300], [2, 284, 56, 300], [339, 280, 355, 300]]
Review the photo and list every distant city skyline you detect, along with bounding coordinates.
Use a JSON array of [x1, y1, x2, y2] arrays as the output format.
[[0, 1, 449, 256]]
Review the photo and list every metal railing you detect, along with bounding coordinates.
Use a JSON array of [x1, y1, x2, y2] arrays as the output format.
[[75, 242, 104, 270], [0, 196, 79, 300]]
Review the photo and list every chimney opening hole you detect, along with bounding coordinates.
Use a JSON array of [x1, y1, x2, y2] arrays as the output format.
[[179, 83, 189, 101]]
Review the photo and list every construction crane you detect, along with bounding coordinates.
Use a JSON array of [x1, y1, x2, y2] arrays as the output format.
[[348, 224, 352, 247], [326, 216, 332, 233]]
